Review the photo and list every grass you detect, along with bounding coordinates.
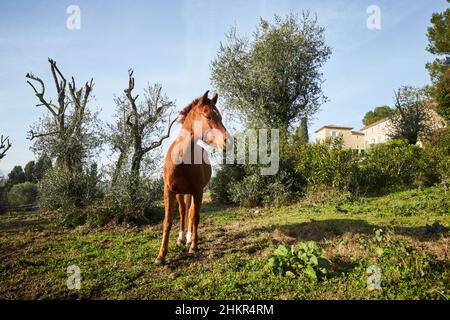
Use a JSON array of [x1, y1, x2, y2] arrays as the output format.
[[0, 186, 449, 299]]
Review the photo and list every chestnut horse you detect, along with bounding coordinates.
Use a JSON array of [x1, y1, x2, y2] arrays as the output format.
[[155, 91, 229, 265]]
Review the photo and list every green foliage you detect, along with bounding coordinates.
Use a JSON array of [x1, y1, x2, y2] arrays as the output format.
[[228, 171, 264, 207], [433, 68, 450, 122], [213, 134, 448, 207], [38, 166, 101, 214], [267, 242, 330, 280], [0, 186, 7, 213], [355, 228, 448, 298], [228, 168, 293, 207], [358, 139, 427, 192], [7, 165, 26, 188], [295, 117, 309, 143], [426, 127, 450, 154], [23, 161, 36, 183], [294, 137, 358, 191], [6, 182, 38, 208], [362, 105, 394, 127], [101, 175, 163, 225], [389, 86, 432, 145], [211, 12, 331, 128], [34, 154, 53, 182], [426, 4, 450, 123], [436, 152, 450, 190], [56, 206, 87, 227], [426, 2, 450, 82], [209, 164, 246, 203]]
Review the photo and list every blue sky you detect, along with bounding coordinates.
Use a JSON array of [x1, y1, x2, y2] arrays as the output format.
[[0, 0, 448, 174]]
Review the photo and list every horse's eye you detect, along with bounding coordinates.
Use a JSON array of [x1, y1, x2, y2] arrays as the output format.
[[205, 115, 212, 120]]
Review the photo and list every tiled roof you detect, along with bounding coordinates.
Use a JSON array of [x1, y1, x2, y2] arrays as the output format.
[[360, 118, 390, 131], [314, 124, 353, 133]]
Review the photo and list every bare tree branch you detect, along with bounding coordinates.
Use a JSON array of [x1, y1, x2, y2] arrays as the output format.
[[27, 129, 61, 141], [143, 113, 177, 153], [0, 135, 12, 159], [124, 69, 139, 117], [26, 73, 58, 117]]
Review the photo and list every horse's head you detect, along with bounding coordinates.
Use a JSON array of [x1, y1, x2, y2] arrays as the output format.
[[180, 90, 230, 151]]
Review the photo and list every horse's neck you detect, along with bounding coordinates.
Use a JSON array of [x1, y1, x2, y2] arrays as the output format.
[[169, 130, 209, 165]]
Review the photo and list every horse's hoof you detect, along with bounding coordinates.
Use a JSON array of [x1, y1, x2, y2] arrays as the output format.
[[176, 239, 184, 246], [154, 257, 165, 265], [188, 247, 197, 255]]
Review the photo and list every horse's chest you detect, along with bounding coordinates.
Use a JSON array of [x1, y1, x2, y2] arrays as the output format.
[[166, 163, 211, 193]]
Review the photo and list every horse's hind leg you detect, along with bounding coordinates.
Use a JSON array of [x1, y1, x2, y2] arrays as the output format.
[[155, 186, 176, 265], [176, 194, 186, 245], [187, 192, 202, 254]]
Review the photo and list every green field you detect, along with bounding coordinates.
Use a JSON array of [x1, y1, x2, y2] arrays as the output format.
[[0, 186, 449, 299]]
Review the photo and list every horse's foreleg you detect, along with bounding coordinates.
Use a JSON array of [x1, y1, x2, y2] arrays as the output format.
[[155, 187, 176, 265], [176, 194, 186, 245], [188, 192, 203, 254], [185, 195, 193, 248]]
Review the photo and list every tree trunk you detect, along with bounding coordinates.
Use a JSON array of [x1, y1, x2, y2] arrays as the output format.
[[111, 148, 128, 186], [129, 149, 143, 201]]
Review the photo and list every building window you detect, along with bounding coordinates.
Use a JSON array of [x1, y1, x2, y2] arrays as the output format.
[[331, 131, 337, 137]]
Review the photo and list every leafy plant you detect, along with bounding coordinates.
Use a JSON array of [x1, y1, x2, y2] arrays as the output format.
[[6, 182, 38, 208], [267, 242, 330, 281]]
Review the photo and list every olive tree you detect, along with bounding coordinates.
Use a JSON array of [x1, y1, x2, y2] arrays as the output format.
[[26, 59, 102, 211], [211, 12, 331, 130], [107, 70, 176, 201], [26, 58, 101, 173]]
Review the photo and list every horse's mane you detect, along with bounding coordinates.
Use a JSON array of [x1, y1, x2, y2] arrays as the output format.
[[179, 97, 211, 124]]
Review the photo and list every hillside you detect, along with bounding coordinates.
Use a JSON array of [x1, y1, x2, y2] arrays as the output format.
[[0, 186, 448, 299]]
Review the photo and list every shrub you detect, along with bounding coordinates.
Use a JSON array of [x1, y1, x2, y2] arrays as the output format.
[[56, 206, 87, 227], [261, 171, 293, 207], [267, 242, 330, 281], [209, 164, 246, 204], [38, 166, 101, 216], [0, 186, 8, 213], [436, 154, 450, 190], [85, 205, 115, 227], [426, 127, 450, 155], [102, 175, 163, 225], [6, 182, 38, 208], [357, 139, 426, 193], [228, 168, 294, 207], [229, 170, 266, 207], [294, 137, 358, 191]]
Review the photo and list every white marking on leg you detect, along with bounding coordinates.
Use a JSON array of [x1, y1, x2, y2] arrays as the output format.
[[178, 231, 184, 241], [186, 231, 192, 244]]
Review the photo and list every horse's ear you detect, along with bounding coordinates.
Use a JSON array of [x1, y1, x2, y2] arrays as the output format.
[[211, 93, 218, 106], [200, 90, 209, 104]]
